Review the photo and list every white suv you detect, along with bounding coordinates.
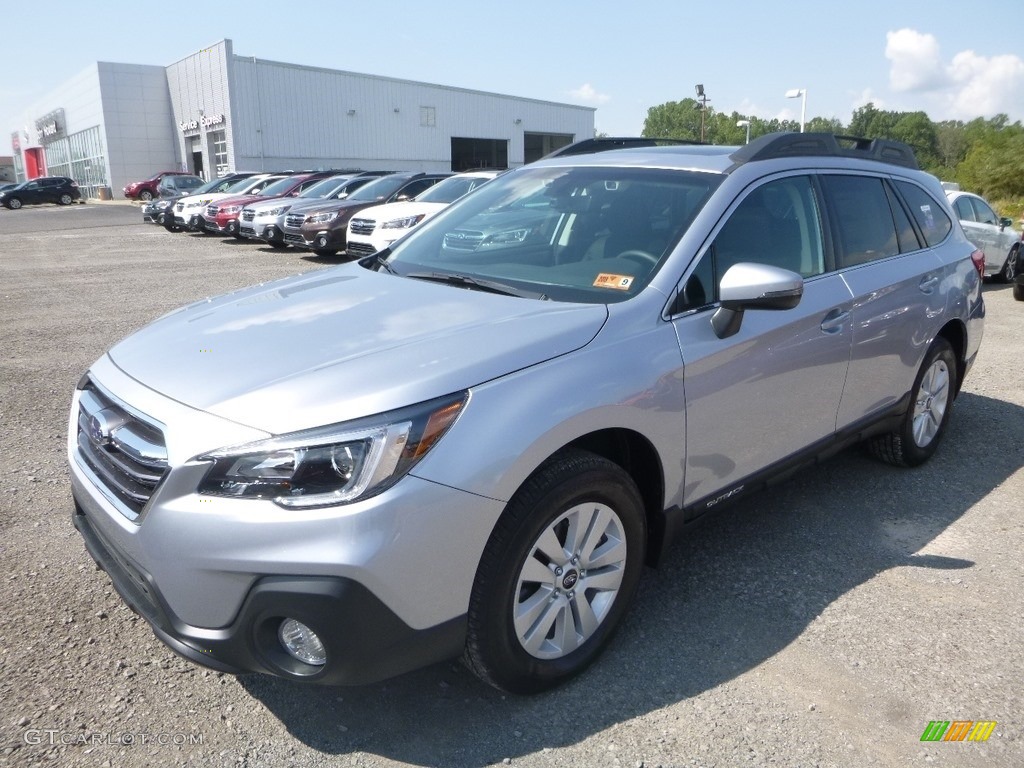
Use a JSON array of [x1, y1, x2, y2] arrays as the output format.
[[346, 170, 501, 258]]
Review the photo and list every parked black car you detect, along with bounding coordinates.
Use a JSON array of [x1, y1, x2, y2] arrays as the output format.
[[0, 176, 81, 209]]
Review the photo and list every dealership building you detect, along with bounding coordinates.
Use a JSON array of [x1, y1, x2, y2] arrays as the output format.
[[6, 39, 594, 199]]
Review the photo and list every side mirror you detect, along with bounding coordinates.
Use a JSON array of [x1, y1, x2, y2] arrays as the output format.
[[999, 217, 1013, 229], [711, 262, 804, 339]]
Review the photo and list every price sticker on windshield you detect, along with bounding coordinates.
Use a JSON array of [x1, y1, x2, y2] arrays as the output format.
[[594, 273, 634, 291]]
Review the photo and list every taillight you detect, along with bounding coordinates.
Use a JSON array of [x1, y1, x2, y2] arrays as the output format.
[[970, 249, 985, 279]]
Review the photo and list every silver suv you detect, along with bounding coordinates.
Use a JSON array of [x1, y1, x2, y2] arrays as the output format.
[[69, 133, 984, 694]]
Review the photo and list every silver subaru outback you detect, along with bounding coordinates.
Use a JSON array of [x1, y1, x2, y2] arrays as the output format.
[[69, 133, 985, 694]]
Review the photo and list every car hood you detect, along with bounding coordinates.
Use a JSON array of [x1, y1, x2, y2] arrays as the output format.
[[106, 265, 607, 435], [177, 191, 237, 207], [291, 198, 381, 216], [354, 200, 448, 224]]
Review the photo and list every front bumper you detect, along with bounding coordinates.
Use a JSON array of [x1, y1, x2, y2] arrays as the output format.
[[204, 218, 239, 235], [73, 503, 465, 684]]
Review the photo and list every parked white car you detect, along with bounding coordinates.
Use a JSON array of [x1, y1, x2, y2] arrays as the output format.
[[945, 188, 1022, 281], [172, 174, 281, 232], [346, 170, 502, 258]]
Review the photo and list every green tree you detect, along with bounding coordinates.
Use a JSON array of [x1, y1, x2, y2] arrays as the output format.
[[642, 99, 705, 141]]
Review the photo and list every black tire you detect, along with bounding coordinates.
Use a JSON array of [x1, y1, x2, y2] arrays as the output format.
[[139, 190, 153, 202], [7, 197, 22, 210], [1013, 282, 1024, 301], [1000, 248, 1018, 283], [58, 193, 73, 206], [463, 448, 646, 694], [868, 337, 957, 467]]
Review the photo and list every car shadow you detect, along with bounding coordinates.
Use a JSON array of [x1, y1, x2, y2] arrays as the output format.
[[237, 391, 1023, 767]]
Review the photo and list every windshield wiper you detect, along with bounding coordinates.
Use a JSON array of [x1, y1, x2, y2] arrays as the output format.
[[359, 251, 397, 274], [405, 272, 548, 300]]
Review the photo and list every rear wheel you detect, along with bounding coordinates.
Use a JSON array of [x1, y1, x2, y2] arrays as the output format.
[[139, 190, 153, 202], [58, 193, 73, 206], [868, 337, 957, 467], [463, 449, 646, 693], [1000, 248, 1018, 283]]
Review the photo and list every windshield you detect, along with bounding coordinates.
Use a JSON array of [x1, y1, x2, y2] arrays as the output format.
[[415, 174, 495, 204], [346, 175, 413, 202], [298, 175, 354, 199], [192, 177, 229, 194], [259, 176, 303, 196], [378, 166, 721, 304], [169, 177, 204, 191], [227, 177, 262, 193]]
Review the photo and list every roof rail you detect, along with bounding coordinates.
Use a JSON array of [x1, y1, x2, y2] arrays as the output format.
[[541, 136, 702, 160], [730, 132, 919, 170]]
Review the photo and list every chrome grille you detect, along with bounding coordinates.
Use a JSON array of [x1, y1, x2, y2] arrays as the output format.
[[443, 230, 484, 251], [239, 226, 256, 237], [349, 218, 376, 236], [175, 202, 184, 212], [76, 384, 168, 521], [241, 210, 255, 222], [206, 204, 219, 217], [345, 242, 376, 257], [285, 213, 305, 229]]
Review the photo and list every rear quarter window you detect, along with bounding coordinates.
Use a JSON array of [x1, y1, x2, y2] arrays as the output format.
[[894, 181, 952, 247]]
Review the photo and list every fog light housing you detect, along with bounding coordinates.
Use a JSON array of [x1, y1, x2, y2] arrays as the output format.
[[278, 619, 327, 666]]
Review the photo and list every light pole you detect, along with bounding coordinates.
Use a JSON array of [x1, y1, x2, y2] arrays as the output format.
[[736, 119, 751, 144], [785, 88, 807, 133], [695, 84, 710, 143]]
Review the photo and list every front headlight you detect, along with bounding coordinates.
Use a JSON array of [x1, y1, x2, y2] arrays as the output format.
[[155, 200, 173, 210], [307, 210, 337, 224], [221, 205, 241, 215], [482, 228, 530, 246], [382, 214, 426, 230], [261, 205, 290, 217], [196, 392, 466, 508]]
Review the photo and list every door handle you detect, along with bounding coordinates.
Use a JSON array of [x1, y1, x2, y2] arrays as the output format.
[[820, 308, 850, 334], [919, 275, 940, 293]]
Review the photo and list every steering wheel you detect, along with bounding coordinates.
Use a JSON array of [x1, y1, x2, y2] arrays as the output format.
[[616, 249, 659, 267]]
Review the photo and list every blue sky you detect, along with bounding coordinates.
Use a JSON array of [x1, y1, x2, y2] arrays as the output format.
[[3, 0, 1023, 139]]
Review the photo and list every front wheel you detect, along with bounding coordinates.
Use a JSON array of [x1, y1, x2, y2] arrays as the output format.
[[868, 337, 957, 467], [463, 449, 646, 694], [1013, 282, 1024, 301], [6, 197, 22, 210]]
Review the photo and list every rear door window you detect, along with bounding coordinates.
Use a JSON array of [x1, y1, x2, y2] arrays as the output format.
[[820, 175, 902, 267]]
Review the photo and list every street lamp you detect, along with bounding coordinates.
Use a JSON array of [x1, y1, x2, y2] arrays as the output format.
[[736, 119, 751, 144], [785, 88, 807, 133], [695, 84, 710, 142]]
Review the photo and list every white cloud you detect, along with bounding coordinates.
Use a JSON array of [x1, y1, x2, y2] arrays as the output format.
[[851, 88, 885, 112], [945, 50, 1024, 119], [884, 28, 1024, 121], [886, 28, 947, 92], [568, 83, 610, 105]]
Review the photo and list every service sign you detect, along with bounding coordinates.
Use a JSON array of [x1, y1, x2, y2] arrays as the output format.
[[35, 108, 66, 145]]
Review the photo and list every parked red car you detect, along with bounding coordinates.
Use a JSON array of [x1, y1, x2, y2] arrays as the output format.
[[202, 172, 335, 237], [123, 171, 181, 201]]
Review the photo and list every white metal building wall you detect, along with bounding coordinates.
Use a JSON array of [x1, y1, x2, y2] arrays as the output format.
[[227, 52, 593, 172], [166, 41, 236, 176], [98, 62, 178, 194]]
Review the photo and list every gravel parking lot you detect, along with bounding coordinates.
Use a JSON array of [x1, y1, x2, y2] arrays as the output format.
[[1, 203, 1022, 768]]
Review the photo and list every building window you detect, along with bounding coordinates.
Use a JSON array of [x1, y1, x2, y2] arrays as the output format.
[[210, 130, 228, 176], [43, 126, 108, 198], [420, 106, 436, 127]]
